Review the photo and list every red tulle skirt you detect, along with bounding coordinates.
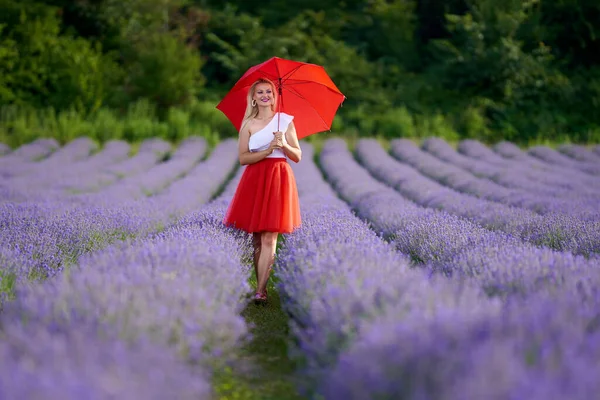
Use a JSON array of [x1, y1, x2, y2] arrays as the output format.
[[223, 158, 301, 234]]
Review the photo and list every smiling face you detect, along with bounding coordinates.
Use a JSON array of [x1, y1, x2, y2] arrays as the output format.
[[253, 82, 275, 107]]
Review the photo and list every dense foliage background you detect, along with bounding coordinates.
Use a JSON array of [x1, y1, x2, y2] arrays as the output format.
[[1, 0, 599, 147]]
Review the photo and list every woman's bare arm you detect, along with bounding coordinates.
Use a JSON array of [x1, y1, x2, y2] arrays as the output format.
[[238, 122, 280, 165], [281, 121, 302, 163]]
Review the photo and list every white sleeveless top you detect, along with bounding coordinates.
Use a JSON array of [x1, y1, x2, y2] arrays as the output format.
[[248, 112, 294, 159]]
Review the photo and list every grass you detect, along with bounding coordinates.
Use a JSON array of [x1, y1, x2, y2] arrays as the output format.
[[213, 278, 305, 400], [213, 235, 306, 400], [0, 271, 17, 306]]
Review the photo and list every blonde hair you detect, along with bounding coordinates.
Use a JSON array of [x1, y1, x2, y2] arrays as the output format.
[[240, 78, 278, 133]]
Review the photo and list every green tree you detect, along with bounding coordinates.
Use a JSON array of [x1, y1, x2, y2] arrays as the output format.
[[123, 32, 205, 110], [205, 7, 385, 109], [0, 3, 119, 112], [97, 0, 206, 110], [427, 0, 573, 139], [0, 24, 19, 104], [536, 0, 600, 68]]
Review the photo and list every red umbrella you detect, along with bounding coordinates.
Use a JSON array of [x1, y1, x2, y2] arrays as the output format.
[[216, 56, 345, 140]]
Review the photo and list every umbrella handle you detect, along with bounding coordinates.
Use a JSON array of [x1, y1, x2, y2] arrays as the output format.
[[277, 78, 283, 132]]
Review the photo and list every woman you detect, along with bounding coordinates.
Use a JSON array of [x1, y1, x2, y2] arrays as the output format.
[[223, 78, 302, 303]]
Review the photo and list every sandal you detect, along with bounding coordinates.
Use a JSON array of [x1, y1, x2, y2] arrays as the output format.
[[254, 267, 273, 304], [253, 291, 267, 303]]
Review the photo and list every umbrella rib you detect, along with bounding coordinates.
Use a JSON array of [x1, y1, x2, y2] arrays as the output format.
[[274, 59, 283, 82], [281, 64, 304, 83]]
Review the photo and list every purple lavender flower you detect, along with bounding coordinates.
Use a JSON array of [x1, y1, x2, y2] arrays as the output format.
[[311, 138, 600, 399], [529, 145, 600, 176], [421, 137, 600, 213], [277, 142, 498, 394], [0, 138, 60, 178], [558, 143, 600, 164], [1, 137, 239, 309], [1, 138, 253, 398], [386, 139, 600, 256], [0, 319, 212, 399], [459, 139, 600, 196], [493, 140, 600, 189], [321, 291, 600, 400]]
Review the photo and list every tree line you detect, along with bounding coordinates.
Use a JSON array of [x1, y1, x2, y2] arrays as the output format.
[[1, 0, 599, 145]]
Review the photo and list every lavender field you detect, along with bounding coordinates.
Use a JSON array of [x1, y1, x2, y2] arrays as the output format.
[[1, 136, 599, 399]]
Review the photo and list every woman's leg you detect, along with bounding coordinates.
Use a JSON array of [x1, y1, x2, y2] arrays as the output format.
[[252, 232, 261, 284], [256, 231, 278, 295]]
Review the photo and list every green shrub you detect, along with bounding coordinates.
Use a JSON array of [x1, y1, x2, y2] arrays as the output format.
[[166, 107, 191, 143], [0, 4, 119, 113], [415, 113, 460, 142], [376, 106, 416, 138], [52, 109, 95, 144], [90, 108, 124, 143], [124, 32, 205, 111], [458, 102, 493, 141], [186, 99, 237, 137]]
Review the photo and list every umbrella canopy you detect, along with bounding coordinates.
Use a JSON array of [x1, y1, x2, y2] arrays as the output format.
[[216, 56, 345, 139]]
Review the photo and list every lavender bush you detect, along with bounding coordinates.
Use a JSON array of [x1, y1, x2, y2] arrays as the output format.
[[458, 139, 514, 164], [276, 143, 497, 395], [4, 205, 252, 368], [77, 138, 173, 193], [387, 139, 600, 256], [421, 137, 600, 214], [529, 145, 600, 176], [53, 139, 132, 191], [96, 137, 207, 200], [2, 138, 173, 202], [459, 139, 600, 196], [315, 138, 600, 399], [322, 290, 600, 400], [493, 141, 600, 189], [0, 138, 59, 178], [0, 319, 212, 400], [457, 139, 600, 199], [3, 134, 598, 399], [328, 138, 600, 295], [557, 143, 600, 164], [1, 138, 252, 399], [9, 137, 97, 179], [0, 138, 238, 307]]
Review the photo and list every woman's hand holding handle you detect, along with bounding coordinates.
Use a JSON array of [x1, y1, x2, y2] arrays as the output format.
[[268, 133, 283, 154], [273, 131, 284, 146]]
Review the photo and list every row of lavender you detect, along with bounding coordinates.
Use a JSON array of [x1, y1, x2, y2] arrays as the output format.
[[529, 143, 600, 175], [352, 137, 600, 288], [0, 136, 238, 297], [275, 144, 493, 397], [1, 137, 255, 398], [555, 142, 600, 163], [274, 140, 600, 399], [347, 138, 600, 398], [416, 138, 600, 215], [457, 140, 600, 193], [2, 136, 598, 398], [1, 137, 177, 296], [374, 139, 600, 257], [4, 138, 596, 171]]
